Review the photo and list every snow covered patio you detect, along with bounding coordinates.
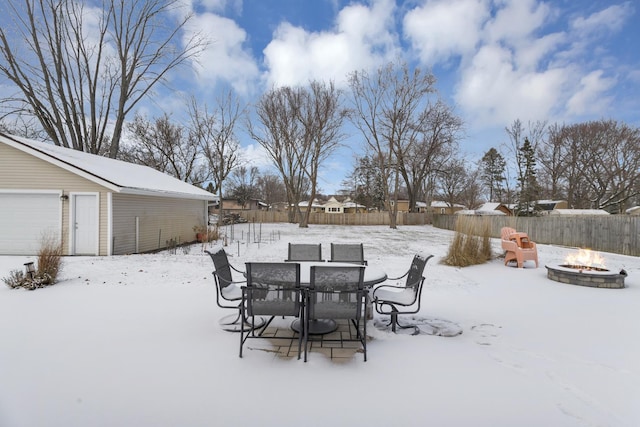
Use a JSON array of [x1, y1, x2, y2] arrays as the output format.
[[1, 224, 638, 426]]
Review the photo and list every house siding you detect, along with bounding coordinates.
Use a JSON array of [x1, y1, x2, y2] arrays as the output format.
[[111, 194, 207, 254], [0, 143, 110, 255]]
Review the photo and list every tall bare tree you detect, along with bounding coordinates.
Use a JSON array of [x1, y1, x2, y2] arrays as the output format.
[[189, 92, 244, 224], [348, 62, 436, 228], [398, 99, 462, 212], [0, 0, 204, 157], [120, 112, 208, 186], [248, 86, 307, 223], [294, 80, 347, 227]]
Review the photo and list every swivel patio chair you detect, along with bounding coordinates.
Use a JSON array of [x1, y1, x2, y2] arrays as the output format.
[[285, 243, 323, 262], [240, 262, 303, 358], [501, 227, 538, 268], [329, 243, 367, 265], [373, 254, 434, 333], [205, 247, 265, 332], [304, 265, 367, 362]]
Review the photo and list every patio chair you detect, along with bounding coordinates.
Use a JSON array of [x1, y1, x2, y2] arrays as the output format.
[[304, 265, 367, 362], [205, 248, 265, 332], [240, 262, 303, 358], [285, 243, 323, 262], [329, 243, 367, 265], [501, 227, 538, 268], [373, 254, 434, 333]]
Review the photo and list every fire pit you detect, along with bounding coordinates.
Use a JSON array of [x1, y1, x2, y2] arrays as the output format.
[[545, 249, 626, 289]]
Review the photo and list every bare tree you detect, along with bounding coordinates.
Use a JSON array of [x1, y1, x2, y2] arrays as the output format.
[[256, 173, 287, 207], [248, 86, 307, 223], [398, 99, 462, 212], [120, 112, 208, 186], [348, 62, 436, 228], [560, 120, 640, 211], [294, 80, 348, 227], [227, 166, 259, 209], [189, 92, 244, 224], [0, 0, 204, 157]]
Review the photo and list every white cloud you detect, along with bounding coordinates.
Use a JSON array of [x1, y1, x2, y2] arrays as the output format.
[[456, 44, 568, 126], [483, 0, 551, 45], [403, 0, 489, 65], [566, 70, 616, 116], [262, 0, 399, 87], [185, 13, 259, 95], [571, 2, 632, 34]]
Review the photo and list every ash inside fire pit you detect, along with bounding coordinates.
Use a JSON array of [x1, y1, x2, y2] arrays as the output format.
[[546, 264, 626, 289], [560, 264, 609, 272]]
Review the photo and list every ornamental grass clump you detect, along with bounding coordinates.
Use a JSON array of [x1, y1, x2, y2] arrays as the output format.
[[2, 236, 63, 290], [442, 216, 493, 267]]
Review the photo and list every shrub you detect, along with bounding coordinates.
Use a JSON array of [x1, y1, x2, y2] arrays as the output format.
[[442, 216, 493, 267], [2, 236, 63, 290], [37, 235, 64, 283]]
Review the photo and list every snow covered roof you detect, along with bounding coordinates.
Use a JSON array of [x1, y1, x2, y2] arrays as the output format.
[[430, 200, 465, 208], [477, 202, 502, 211], [2, 133, 216, 201], [625, 206, 640, 215]]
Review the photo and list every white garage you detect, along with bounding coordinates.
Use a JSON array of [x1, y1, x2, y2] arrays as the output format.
[[0, 191, 62, 255], [0, 133, 216, 256]]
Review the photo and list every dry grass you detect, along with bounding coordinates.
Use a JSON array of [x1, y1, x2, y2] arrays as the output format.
[[36, 234, 64, 284], [3, 235, 63, 290], [442, 216, 493, 267]]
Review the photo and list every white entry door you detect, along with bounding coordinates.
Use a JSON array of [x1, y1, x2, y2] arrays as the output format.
[[72, 194, 98, 255]]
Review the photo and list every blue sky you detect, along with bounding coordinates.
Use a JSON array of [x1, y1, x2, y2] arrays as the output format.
[[7, 0, 640, 194], [173, 0, 638, 194]]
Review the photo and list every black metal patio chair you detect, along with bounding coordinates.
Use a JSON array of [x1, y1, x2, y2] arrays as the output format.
[[329, 243, 367, 265], [372, 254, 434, 333], [285, 243, 323, 262], [304, 265, 367, 362], [240, 262, 303, 358], [205, 247, 265, 332]]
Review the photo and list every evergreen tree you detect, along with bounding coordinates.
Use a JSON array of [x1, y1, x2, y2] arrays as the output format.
[[516, 138, 540, 215], [480, 148, 506, 202]]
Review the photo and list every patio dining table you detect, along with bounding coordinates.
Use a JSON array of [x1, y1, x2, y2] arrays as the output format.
[[290, 261, 387, 335]]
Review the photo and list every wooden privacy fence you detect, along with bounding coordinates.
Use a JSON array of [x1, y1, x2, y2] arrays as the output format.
[[242, 211, 432, 226], [432, 215, 640, 257]]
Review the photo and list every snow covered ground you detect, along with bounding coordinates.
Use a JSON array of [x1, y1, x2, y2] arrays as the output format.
[[1, 223, 638, 427]]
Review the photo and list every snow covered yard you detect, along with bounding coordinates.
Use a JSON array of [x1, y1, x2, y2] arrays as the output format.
[[1, 224, 638, 427]]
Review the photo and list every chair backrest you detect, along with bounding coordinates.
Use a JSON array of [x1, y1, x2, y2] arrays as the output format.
[[405, 254, 431, 290], [205, 248, 233, 289], [330, 243, 366, 264], [245, 262, 301, 317], [501, 227, 516, 241], [286, 243, 323, 262], [308, 265, 365, 320]]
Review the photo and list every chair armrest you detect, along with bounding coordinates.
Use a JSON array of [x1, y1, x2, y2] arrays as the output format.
[[213, 271, 247, 286], [501, 240, 518, 251], [385, 269, 409, 281]]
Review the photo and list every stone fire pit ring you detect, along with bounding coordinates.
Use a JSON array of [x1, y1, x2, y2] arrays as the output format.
[[545, 264, 626, 289]]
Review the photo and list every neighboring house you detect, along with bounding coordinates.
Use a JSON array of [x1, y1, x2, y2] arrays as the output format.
[[220, 198, 266, 212], [297, 199, 325, 213], [428, 201, 466, 215], [456, 202, 509, 216], [477, 202, 512, 216], [0, 133, 216, 256], [269, 201, 289, 212], [342, 199, 367, 213], [389, 199, 411, 212], [625, 206, 640, 216], [536, 200, 568, 212], [323, 196, 344, 214]]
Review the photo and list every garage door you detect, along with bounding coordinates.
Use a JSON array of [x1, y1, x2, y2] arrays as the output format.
[[0, 192, 61, 255]]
